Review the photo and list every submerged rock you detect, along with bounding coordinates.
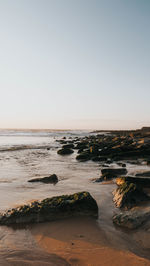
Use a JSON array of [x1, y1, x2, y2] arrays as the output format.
[[0, 192, 98, 225], [28, 174, 58, 184], [113, 209, 150, 229], [57, 148, 74, 155]]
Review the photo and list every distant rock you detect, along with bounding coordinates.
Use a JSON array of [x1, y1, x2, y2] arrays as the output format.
[[135, 171, 150, 177], [28, 174, 58, 184], [0, 192, 98, 225], [57, 148, 74, 155], [76, 151, 90, 161], [62, 144, 74, 149]]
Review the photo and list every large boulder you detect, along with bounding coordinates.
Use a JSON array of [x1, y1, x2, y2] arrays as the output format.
[[113, 209, 150, 229], [0, 192, 98, 225], [28, 174, 58, 184]]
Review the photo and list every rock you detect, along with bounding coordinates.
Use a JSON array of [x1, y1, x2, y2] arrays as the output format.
[[76, 151, 91, 161], [113, 177, 150, 209], [113, 209, 150, 229], [136, 171, 150, 177], [75, 142, 88, 150], [0, 192, 98, 225], [101, 168, 127, 180], [57, 148, 74, 155], [28, 174, 58, 184], [77, 148, 84, 154], [91, 156, 101, 162], [62, 144, 74, 149], [116, 176, 150, 188]]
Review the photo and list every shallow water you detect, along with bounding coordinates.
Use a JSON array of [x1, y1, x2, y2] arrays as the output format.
[[0, 130, 150, 265]]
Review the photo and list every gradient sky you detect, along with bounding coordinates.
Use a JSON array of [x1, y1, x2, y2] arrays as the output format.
[[0, 0, 150, 130]]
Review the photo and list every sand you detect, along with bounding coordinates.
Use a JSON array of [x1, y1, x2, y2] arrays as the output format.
[[31, 217, 150, 266]]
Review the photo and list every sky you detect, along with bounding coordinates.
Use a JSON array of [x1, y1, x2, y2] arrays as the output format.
[[0, 0, 150, 130]]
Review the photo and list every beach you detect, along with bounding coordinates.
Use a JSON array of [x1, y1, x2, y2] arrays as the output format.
[[0, 129, 150, 265]]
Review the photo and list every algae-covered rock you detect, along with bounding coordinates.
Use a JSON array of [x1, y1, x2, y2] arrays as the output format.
[[57, 148, 74, 155], [28, 174, 58, 184], [113, 177, 149, 209], [113, 209, 150, 229], [116, 176, 150, 188], [0, 192, 98, 225]]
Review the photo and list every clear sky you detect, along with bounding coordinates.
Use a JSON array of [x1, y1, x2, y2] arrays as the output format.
[[0, 0, 149, 130]]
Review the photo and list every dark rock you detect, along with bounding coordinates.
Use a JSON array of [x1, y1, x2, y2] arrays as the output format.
[[75, 142, 88, 150], [113, 209, 150, 229], [62, 144, 74, 149], [135, 171, 150, 177], [57, 148, 74, 155], [76, 151, 90, 161], [116, 176, 150, 188], [0, 192, 98, 225], [91, 156, 101, 162], [28, 174, 58, 184], [77, 148, 84, 154], [101, 168, 127, 180]]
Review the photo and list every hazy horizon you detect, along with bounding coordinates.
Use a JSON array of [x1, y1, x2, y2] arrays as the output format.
[[0, 0, 150, 130]]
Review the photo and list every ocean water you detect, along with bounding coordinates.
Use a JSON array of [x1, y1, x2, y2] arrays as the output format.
[[0, 129, 100, 210]]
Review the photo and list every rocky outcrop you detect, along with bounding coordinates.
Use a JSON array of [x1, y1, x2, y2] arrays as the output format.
[[28, 174, 58, 184], [0, 192, 98, 225], [113, 177, 150, 209], [113, 208, 150, 229]]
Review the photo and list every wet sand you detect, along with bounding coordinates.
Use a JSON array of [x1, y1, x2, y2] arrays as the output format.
[[30, 217, 150, 266], [0, 217, 149, 266]]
